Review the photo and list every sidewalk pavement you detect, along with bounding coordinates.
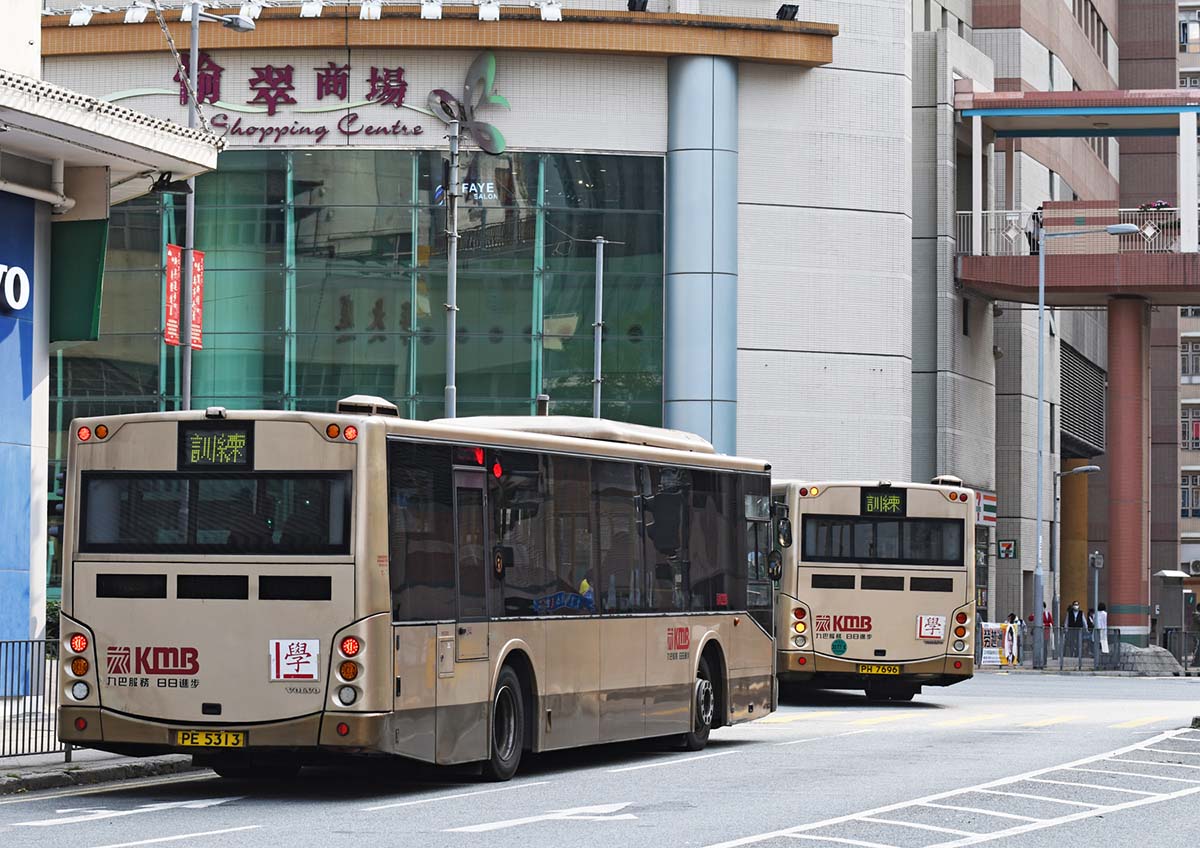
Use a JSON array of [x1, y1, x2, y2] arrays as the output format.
[[0, 748, 199, 795]]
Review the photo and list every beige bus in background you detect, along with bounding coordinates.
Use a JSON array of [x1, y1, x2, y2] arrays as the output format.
[[57, 397, 777, 779], [774, 479, 976, 701]]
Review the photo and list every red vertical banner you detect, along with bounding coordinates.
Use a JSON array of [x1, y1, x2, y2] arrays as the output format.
[[190, 249, 205, 350], [164, 244, 182, 346]]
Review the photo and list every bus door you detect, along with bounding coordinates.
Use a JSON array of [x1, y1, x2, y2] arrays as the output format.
[[453, 469, 489, 661]]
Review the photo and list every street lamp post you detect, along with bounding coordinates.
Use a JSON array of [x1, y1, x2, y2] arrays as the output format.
[[179, 3, 254, 411], [1032, 222, 1136, 668], [1051, 464, 1100, 642]]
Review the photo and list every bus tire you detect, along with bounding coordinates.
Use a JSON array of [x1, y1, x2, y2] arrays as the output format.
[[482, 665, 524, 781], [680, 655, 716, 752]]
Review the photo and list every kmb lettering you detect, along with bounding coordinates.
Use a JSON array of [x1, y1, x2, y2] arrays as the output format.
[[667, 627, 690, 652], [107, 646, 200, 676], [832, 615, 872, 633]]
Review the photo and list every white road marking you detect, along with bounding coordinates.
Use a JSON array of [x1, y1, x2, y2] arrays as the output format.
[[785, 836, 895, 848], [14, 797, 241, 827], [0, 773, 218, 806], [859, 817, 975, 837], [775, 729, 874, 747], [1066, 766, 1200, 784], [362, 780, 550, 812], [1110, 757, 1200, 770], [1145, 746, 1200, 756], [606, 750, 736, 773], [447, 801, 636, 832], [971, 788, 1100, 808], [919, 802, 1042, 822], [701, 729, 1196, 848], [87, 825, 260, 848], [1022, 777, 1156, 796]]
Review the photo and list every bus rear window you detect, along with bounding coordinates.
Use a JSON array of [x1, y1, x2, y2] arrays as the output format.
[[80, 473, 350, 555], [802, 514, 964, 567]]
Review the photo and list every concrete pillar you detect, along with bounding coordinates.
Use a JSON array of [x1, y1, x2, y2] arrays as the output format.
[[1181, 111, 1198, 254], [1106, 297, 1151, 642], [1060, 458, 1091, 615], [972, 116, 983, 256], [664, 56, 737, 453]]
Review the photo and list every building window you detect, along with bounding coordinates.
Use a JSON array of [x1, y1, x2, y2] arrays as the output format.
[[1184, 408, 1200, 450], [1191, 474, 1200, 518], [1185, 474, 1191, 518]]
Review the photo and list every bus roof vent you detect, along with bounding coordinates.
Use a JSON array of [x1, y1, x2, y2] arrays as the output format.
[[930, 474, 964, 487], [430, 415, 717, 454], [336, 395, 400, 417]]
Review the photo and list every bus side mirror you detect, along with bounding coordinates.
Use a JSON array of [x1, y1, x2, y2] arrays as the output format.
[[767, 549, 783, 582], [493, 546, 513, 580], [777, 517, 793, 549]]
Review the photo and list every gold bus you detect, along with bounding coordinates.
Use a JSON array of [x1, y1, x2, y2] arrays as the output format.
[[773, 479, 975, 701], [56, 398, 777, 779]]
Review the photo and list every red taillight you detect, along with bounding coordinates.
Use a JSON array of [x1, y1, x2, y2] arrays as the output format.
[[792, 608, 806, 620], [954, 661, 963, 670], [74, 717, 87, 731], [799, 487, 808, 497], [77, 426, 92, 442], [955, 612, 968, 624], [340, 636, 361, 657], [336, 722, 350, 737], [344, 425, 358, 441], [68, 633, 88, 654], [798, 657, 807, 665]]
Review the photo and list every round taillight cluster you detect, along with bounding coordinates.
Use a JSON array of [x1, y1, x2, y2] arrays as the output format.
[[340, 636, 361, 657], [798, 487, 820, 497], [68, 633, 89, 654], [344, 425, 358, 441], [325, 423, 359, 442], [77, 426, 92, 442]]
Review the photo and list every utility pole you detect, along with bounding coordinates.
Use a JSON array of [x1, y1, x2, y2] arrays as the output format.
[[444, 120, 460, 418]]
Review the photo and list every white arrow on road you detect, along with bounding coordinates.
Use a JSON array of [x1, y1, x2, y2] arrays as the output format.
[[448, 801, 636, 833], [14, 797, 241, 827]]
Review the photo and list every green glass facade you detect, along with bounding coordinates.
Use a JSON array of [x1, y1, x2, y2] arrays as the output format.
[[46, 149, 665, 590]]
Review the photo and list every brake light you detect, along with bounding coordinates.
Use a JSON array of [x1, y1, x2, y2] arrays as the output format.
[[799, 487, 808, 496], [77, 426, 91, 442], [74, 717, 88, 731], [336, 722, 350, 737], [955, 612, 968, 624], [793, 608, 806, 620], [340, 636, 361, 657], [344, 425, 358, 441], [798, 656, 807, 665], [953, 661, 963, 669], [68, 633, 88, 654]]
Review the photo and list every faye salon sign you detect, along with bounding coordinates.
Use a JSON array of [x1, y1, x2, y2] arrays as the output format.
[[164, 244, 204, 350]]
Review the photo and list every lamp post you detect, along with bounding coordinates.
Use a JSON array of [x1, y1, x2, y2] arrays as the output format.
[[1032, 222, 1137, 668], [179, 4, 254, 411], [1051, 464, 1100, 639]]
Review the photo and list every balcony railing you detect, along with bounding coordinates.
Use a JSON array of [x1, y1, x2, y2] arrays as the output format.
[[955, 209, 1195, 256]]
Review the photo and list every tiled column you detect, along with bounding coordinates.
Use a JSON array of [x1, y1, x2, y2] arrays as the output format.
[[1106, 296, 1151, 643], [663, 56, 737, 452]]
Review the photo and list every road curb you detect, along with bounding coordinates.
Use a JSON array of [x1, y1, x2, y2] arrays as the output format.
[[0, 755, 198, 796]]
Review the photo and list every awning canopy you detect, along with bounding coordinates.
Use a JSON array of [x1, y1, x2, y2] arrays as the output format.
[[957, 89, 1200, 138]]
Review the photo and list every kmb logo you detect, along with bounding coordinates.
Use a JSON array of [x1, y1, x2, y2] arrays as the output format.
[[813, 615, 873, 633], [666, 627, 691, 652], [106, 646, 200, 676]]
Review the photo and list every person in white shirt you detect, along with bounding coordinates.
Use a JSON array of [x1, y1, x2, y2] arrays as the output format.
[[1095, 602, 1109, 657]]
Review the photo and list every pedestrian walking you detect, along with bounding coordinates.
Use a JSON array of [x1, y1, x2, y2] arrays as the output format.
[[1066, 600, 1087, 656]]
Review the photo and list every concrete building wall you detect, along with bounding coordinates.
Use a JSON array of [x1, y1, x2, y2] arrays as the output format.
[[0, 0, 41, 79]]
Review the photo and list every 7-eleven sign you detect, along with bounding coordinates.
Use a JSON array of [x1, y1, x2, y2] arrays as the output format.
[[975, 490, 997, 527]]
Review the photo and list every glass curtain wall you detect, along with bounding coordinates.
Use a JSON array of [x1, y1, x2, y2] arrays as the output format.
[[47, 149, 664, 587]]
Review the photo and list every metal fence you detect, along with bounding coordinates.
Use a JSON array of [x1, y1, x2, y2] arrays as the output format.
[[955, 208, 1193, 256], [1163, 629, 1200, 674], [0, 639, 68, 759], [975, 624, 1123, 671]]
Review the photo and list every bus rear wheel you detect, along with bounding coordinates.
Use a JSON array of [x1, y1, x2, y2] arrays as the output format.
[[680, 656, 716, 751], [482, 665, 525, 781]]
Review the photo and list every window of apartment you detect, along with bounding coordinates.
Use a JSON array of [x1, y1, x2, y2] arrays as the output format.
[[1184, 308, 1200, 318], [1184, 473, 1200, 518], [1183, 18, 1200, 53], [1183, 408, 1200, 450]]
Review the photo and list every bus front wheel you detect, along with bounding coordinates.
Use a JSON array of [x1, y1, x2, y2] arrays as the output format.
[[482, 665, 525, 781], [680, 656, 716, 752]]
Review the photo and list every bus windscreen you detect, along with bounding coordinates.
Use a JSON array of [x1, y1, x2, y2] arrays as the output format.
[[79, 472, 350, 555], [802, 514, 964, 567]]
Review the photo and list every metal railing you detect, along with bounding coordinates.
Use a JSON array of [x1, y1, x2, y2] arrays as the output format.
[[955, 208, 1193, 256], [0, 640, 68, 759], [975, 624, 1123, 671], [1163, 629, 1200, 674]]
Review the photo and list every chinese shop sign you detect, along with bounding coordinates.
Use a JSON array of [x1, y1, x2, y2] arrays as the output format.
[[164, 244, 204, 350]]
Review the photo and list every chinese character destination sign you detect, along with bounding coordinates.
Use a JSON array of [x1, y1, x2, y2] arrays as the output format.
[[179, 425, 252, 469], [861, 488, 907, 517]]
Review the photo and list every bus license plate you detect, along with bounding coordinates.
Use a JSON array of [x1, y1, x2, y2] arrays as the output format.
[[858, 664, 901, 676], [176, 730, 246, 748]]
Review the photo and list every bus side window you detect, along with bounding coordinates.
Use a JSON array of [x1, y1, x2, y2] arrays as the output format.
[[387, 441, 456, 623], [742, 476, 773, 610], [639, 464, 690, 613], [593, 459, 644, 613]]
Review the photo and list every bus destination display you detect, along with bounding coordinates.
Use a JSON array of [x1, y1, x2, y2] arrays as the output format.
[[180, 425, 252, 468], [861, 487, 906, 517]]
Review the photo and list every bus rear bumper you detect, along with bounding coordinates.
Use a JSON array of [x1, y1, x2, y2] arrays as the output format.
[[776, 651, 973, 686], [59, 707, 395, 757]]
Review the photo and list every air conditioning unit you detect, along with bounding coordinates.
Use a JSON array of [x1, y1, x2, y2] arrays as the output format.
[[1189, 560, 1200, 576]]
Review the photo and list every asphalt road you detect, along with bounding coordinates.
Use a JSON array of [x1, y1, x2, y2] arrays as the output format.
[[2, 673, 1198, 848]]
